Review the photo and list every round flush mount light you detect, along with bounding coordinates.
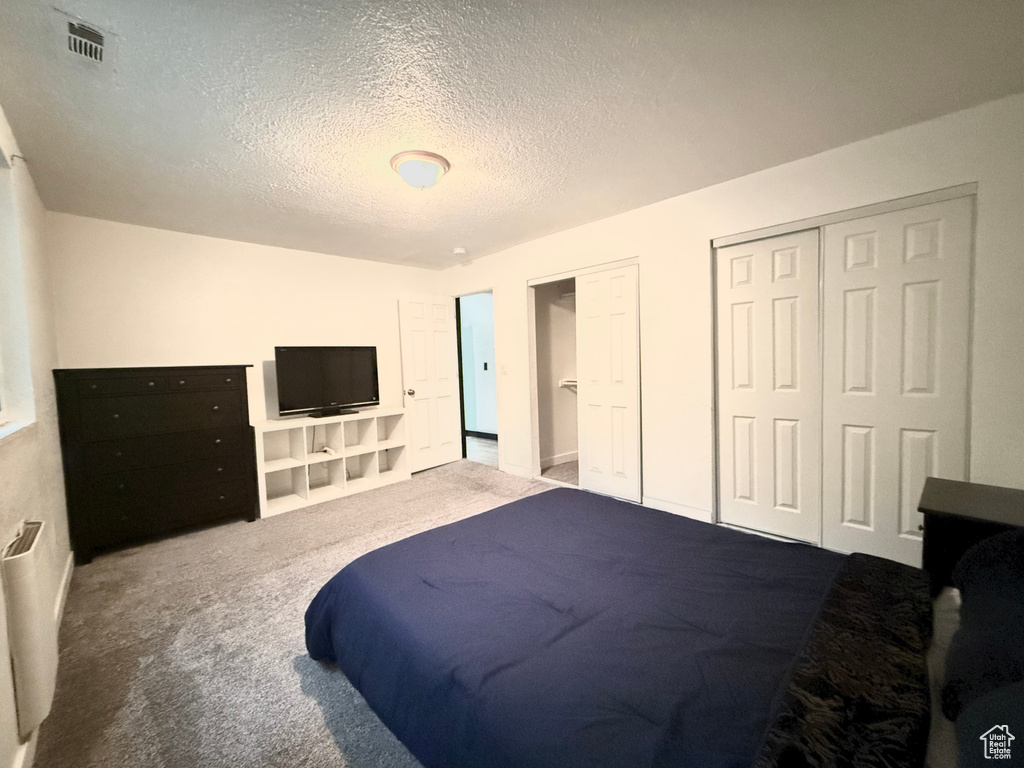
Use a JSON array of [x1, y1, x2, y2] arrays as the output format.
[[390, 150, 450, 190]]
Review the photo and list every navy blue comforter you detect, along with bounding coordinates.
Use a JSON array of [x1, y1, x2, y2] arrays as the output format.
[[305, 488, 846, 768]]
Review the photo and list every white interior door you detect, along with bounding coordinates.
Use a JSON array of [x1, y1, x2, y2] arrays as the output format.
[[821, 197, 972, 565], [398, 295, 463, 472], [716, 230, 821, 542], [575, 265, 641, 502]]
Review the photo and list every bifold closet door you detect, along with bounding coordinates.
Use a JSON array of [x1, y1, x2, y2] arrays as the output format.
[[821, 197, 972, 566], [716, 230, 821, 542], [576, 264, 641, 502]]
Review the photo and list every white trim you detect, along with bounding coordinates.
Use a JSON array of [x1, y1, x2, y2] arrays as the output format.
[[498, 462, 534, 479], [10, 731, 37, 768], [710, 183, 978, 248], [525, 285, 542, 479], [642, 496, 713, 523], [718, 522, 805, 543], [540, 451, 577, 470], [54, 551, 73, 624], [526, 256, 639, 287], [0, 419, 33, 445], [534, 474, 576, 490]]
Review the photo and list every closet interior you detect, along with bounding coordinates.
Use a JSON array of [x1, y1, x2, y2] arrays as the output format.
[[533, 278, 579, 486]]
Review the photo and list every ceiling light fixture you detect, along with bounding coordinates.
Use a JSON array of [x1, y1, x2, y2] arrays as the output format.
[[390, 150, 450, 190]]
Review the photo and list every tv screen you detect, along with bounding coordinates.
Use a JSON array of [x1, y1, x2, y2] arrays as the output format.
[[275, 346, 380, 416]]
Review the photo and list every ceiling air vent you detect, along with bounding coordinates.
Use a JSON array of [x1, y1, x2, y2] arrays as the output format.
[[67, 22, 103, 62]]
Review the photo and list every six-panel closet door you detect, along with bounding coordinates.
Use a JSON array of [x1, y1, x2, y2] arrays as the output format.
[[715, 195, 973, 565], [716, 230, 822, 542], [576, 264, 641, 503], [821, 197, 972, 565]]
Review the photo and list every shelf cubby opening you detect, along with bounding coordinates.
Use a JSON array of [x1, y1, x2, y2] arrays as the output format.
[[377, 414, 405, 445], [262, 428, 305, 470], [265, 466, 308, 514], [378, 446, 407, 476], [343, 417, 377, 454], [308, 458, 345, 502], [345, 451, 378, 487]]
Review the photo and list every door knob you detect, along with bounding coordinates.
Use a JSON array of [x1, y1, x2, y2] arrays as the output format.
[[405, 389, 416, 396]]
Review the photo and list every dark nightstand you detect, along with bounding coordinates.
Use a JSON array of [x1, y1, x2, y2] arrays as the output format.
[[919, 477, 1024, 595]]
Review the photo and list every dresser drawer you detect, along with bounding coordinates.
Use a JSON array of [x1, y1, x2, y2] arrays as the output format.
[[78, 376, 169, 397], [93, 480, 251, 546], [80, 390, 244, 440], [167, 372, 243, 391], [83, 427, 252, 474], [89, 453, 251, 500]]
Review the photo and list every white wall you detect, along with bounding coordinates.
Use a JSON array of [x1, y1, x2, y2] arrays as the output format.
[[458, 292, 497, 434], [47, 215, 440, 422], [0, 106, 71, 768], [439, 94, 1024, 519], [534, 280, 577, 466]]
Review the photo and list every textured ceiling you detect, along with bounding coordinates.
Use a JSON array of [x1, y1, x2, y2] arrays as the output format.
[[0, 1, 1022, 268]]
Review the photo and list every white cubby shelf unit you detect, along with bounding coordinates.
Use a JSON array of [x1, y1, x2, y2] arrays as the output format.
[[255, 408, 410, 517]]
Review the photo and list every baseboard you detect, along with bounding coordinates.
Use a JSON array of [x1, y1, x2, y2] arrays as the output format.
[[11, 730, 37, 768], [498, 463, 534, 479], [54, 550, 73, 624], [641, 496, 713, 523], [718, 523, 804, 543], [540, 451, 577, 470]]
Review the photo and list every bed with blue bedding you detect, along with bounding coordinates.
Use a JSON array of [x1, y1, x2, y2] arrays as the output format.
[[305, 488, 932, 768]]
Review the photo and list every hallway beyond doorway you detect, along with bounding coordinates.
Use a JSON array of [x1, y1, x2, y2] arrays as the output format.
[[466, 436, 498, 467]]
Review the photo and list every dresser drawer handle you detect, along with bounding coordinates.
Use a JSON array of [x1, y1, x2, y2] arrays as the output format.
[[117, 484, 125, 491], [218, 495, 226, 501], [216, 467, 224, 473], [148, 381, 155, 387], [178, 380, 186, 386], [90, 384, 98, 390], [225, 377, 232, 384], [212, 405, 220, 412], [115, 451, 123, 457], [112, 413, 120, 420], [214, 438, 222, 445]]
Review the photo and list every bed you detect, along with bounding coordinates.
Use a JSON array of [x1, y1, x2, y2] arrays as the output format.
[[305, 488, 932, 768]]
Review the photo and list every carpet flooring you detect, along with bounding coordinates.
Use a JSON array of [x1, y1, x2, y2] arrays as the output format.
[[541, 460, 579, 486], [37, 461, 549, 768]]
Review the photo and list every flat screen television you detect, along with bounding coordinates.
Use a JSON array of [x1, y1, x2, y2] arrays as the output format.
[[275, 346, 380, 417]]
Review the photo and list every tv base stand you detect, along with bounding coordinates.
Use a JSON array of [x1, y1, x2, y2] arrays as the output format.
[[254, 407, 409, 517], [311, 408, 357, 417]]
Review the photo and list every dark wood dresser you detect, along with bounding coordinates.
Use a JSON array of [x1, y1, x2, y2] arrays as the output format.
[[54, 365, 258, 564]]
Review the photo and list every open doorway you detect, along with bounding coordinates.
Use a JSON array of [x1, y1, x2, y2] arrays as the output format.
[[532, 278, 579, 486], [456, 292, 498, 467]]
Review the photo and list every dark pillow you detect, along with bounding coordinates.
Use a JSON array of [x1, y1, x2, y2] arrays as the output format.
[[941, 624, 1024, 720], [955, 680, 1024, 767], [952, 528, 1024, 603], [942, 529, 1024, 720]]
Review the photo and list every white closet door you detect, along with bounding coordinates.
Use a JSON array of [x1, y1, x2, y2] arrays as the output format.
[[399, 295, 463, 472], [576, 265, 641, 502], [821, 197, 972, 566], [716, 230, 821, 542]]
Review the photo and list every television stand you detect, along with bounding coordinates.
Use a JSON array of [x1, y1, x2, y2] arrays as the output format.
[[312, 409, 357, 418], [254, 408, 409, 517]]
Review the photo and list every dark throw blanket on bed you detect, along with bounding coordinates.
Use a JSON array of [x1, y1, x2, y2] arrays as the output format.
[[305, 488, 931, 768], [752, 553, 933, 768]]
